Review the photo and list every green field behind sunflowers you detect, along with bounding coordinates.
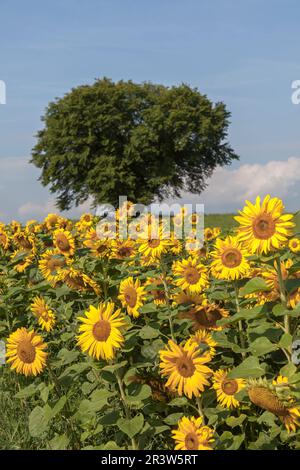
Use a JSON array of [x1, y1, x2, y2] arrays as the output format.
[[1, 199, 300, 450]]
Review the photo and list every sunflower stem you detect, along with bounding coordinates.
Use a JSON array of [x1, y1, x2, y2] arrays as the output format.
[[275, 256, 292, 361], [160, 263, 175, 341], [47, 362, 81, 449], [115, 370, 138, 450], [196, 396, 205, 420], [234, 283, 246, 358]]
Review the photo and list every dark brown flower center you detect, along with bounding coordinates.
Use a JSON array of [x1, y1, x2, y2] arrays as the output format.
[[184, 267, 200, 285], [191, 307, 222, 329], [221, 248, 242, 268], [252, 214, 276, 239], [148, 239, 160, 248], [185, 432, 199, 450], [124, 286, 137, 308], [151, 288, 166, 301], [17, 340, 36, 364], [92, 320, 111, 342], [47, 257, 65, 273], [118, 247, 132, 257], [176, 356, 195, 378], [56, 234, 71, 251], [221, 379, 238, 395]]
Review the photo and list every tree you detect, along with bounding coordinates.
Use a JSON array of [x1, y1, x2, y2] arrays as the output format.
[[31, 78, 238, 210]]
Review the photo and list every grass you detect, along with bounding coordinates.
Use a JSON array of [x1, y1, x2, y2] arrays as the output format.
[[205, 213, 238, 231]]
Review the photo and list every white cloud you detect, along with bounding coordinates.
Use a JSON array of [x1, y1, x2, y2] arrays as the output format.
[[1, 156, 300, 221], [163, 157, 300, 213], [18, 198, 93, 219]]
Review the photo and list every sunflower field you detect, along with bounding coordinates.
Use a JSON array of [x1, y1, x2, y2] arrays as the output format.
[[1, 195, 300, 451]]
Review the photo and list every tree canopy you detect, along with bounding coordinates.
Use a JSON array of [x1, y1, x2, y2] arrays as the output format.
[[31, 78, 238, 210]]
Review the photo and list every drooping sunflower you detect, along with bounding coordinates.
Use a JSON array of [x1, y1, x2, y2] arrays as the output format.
[[181, 302, 229, 331], [212, 369, 246, 408], [289, 238, 300, 254], [118, 277, 147, 318], [260, 259, 291, 302], [6, 327, 47, 376], [39, 249, 69, 285], [62, 268, 101, 295], [77, 302, 126, 360], [235, 195, 294, 254], [172, 257, 208, 294], [159, 340, 212, 398], [53, 229, 75, 257], [172, 416, 214, 451], [289, 287, 300, 309], [210, 236, 250, 280], [248, 378, 300, 433], [186, 330, 217, 359], [11, 250, 34, 273], [30, 296, 56, 332], [13, 231, 37, 254]]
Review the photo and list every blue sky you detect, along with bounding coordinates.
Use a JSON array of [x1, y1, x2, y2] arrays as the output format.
[[1, 0, 300, 221]]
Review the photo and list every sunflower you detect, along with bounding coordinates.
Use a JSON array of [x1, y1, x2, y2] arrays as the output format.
[[138, 226, 170, 259], [10, 220, 21, 233], [204, 227, 220, 242], [30, 296, 56, 332], [44, 213, 60, 231], [0, 229, 9, 250], [181, 302, 229, 331], [172, 416, 214, 451], [145, 276, 168, 305], [186, 330, 217, 359], [11, 250, 34, 273], [248, 378, 300, 433], [260, 260, 291, 301], [159, 340, 212, 398], [210, 236, 250, 281], [289, 238, 300, 254], [62, 268, 101, 295], [77, 302, 126, 360], [83, 228, 99, 249], [172, 257, 208, 294], [13, 231, 37, 254], [289, 288, 300, 309], [173, 290, 206, 307], [111, 239, 137, 261], [76, 213, 94, 232], [235, 195, 294, 254], [212, 369, 246, 408], [39, 249, 69, 285], [6, 327, 47, 376], [90, 240, 111, 258], [118, 277, 146, 318], [53, 229, 75, 257]]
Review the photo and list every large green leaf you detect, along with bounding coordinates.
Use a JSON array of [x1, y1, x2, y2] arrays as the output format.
[[228, 356, 265, 378], [117, 413, 144, 438]]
